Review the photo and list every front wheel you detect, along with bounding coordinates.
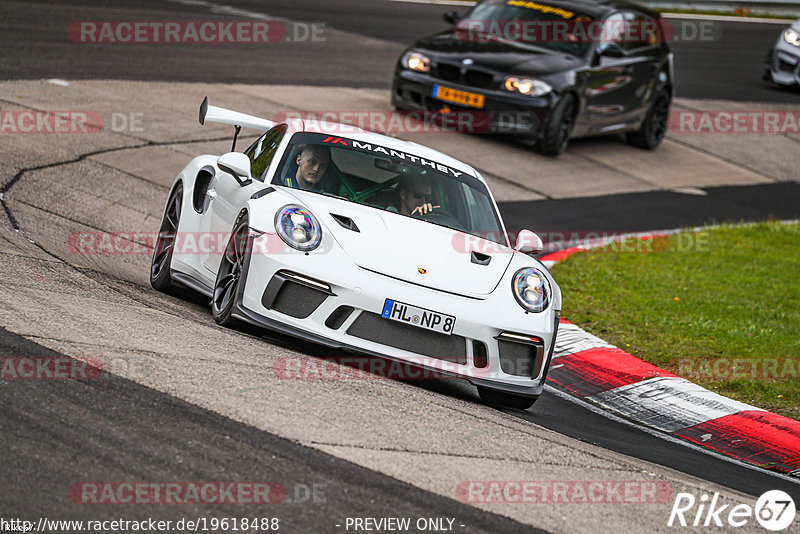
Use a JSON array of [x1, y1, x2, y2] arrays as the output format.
[[151, 184, 182, 293], [538, 94, 576, 156], [478, 387, 538, 410], [626, 91, 670, 150], [211, 213, 250, 328]]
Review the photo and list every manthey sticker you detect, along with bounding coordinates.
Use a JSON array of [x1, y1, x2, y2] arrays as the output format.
[[321, 136, 466, 179]]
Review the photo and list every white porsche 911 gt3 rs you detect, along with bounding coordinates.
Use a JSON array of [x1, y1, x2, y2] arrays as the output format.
[[151, 97, 561, 409]]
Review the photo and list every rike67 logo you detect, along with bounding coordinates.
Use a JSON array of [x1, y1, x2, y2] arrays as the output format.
[[669, 490, 796, 531]]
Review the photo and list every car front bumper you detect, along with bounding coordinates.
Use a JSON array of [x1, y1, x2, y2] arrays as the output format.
[[768, 39, 800, 86], [392, 69, 557, 138], [235, 231, 559, 398]]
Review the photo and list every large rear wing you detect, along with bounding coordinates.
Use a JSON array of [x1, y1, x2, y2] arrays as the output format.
[[199, 96, 275, 150]]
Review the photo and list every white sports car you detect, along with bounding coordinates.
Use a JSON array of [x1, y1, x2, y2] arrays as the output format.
[[764, 18, 800, 87], [151, 97, 561, 409]]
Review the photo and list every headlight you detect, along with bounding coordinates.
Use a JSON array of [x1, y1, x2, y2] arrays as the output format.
[[512, 268, 551, 313], [784, 28, 800, 47], [402, 51, 431, 72], [275, 205, 322, 252], [503, 76, 552, 97]]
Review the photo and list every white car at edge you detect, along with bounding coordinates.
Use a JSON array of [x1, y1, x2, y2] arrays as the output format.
[[150, 97, 562, 409]]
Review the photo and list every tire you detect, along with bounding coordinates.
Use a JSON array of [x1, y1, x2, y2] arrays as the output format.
[[478, 386, 538, 410], [211, 213, 250, 328], [626, 91, 670, 150], [538, 93, 576, 156], [150, 184, 182, 293], [763, 50, 774, 82]]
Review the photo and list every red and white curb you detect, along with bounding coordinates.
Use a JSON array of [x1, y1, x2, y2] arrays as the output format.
[[540, 236, 800, 479]]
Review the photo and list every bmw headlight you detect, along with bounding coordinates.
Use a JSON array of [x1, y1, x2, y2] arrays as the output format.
[[784, 28, 800, 47], [512, 268, 551, 313], [402, 51, 431, 72], [275, 205, 322, 252], [503, 76, 552, 97]]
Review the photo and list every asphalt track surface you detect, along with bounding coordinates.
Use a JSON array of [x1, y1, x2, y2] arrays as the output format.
[[499, 181, 800, 236], [0, 326, 537, 532], [2, 0, 800, 530], [2, 0, 799, 103]]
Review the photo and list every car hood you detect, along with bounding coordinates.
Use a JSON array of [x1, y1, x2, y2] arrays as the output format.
[[295, 192, 513, 297], [413, 30, 585, 76]]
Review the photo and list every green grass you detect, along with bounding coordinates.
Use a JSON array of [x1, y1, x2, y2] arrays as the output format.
[[551, 221, 800, 421]]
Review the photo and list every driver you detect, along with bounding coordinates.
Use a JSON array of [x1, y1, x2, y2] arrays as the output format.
[[389, 174, 440, 216], [282, 145, 333, 192]]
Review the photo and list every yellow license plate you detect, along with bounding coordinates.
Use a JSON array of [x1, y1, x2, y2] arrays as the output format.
[[432, 85, 485, 108]]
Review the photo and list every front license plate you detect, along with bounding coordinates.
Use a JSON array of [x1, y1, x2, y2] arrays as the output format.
[[432, 85, 485, 108], [381, 299, 456, 335]]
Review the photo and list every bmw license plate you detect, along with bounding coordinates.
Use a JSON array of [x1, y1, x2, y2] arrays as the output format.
[[381, 299, 456, 335], [432, 85, 485, 108]]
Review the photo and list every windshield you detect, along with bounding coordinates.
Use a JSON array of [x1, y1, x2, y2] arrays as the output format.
[[462, 0, 596, 56], [271, 132, 507, 246]]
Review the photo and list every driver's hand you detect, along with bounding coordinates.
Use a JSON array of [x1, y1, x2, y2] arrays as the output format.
[[411, 203, 440, 216]]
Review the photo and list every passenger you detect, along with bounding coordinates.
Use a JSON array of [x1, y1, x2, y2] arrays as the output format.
[[389, 174, 440, 216]]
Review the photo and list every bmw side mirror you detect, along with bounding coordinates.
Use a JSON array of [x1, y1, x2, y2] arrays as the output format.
[[443, 10, 461, 24], [217, 152, 252, 186], [514, 230, 544, 255]]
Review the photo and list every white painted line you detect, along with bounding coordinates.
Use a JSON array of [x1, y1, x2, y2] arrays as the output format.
[[589, 376, 762, 433], [662, 13, 793, 24], [669, 186, 708, 196], [385, 0, 476, 5], [47, 79, 69, 87], [544, 384, 800, 486], [553, 321, 615, 359], [165, 0, 280, 21], [380, 0, 794, 22]]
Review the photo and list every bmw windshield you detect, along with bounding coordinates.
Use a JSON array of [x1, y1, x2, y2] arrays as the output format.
[[459, 0, 596, 56], [269, 132, 507, 246]]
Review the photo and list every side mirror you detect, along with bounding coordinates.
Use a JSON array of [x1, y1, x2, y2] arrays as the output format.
[[514, 229, 544, 255], [443, 10, 461, 24], [217, 152, 252, 185]]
